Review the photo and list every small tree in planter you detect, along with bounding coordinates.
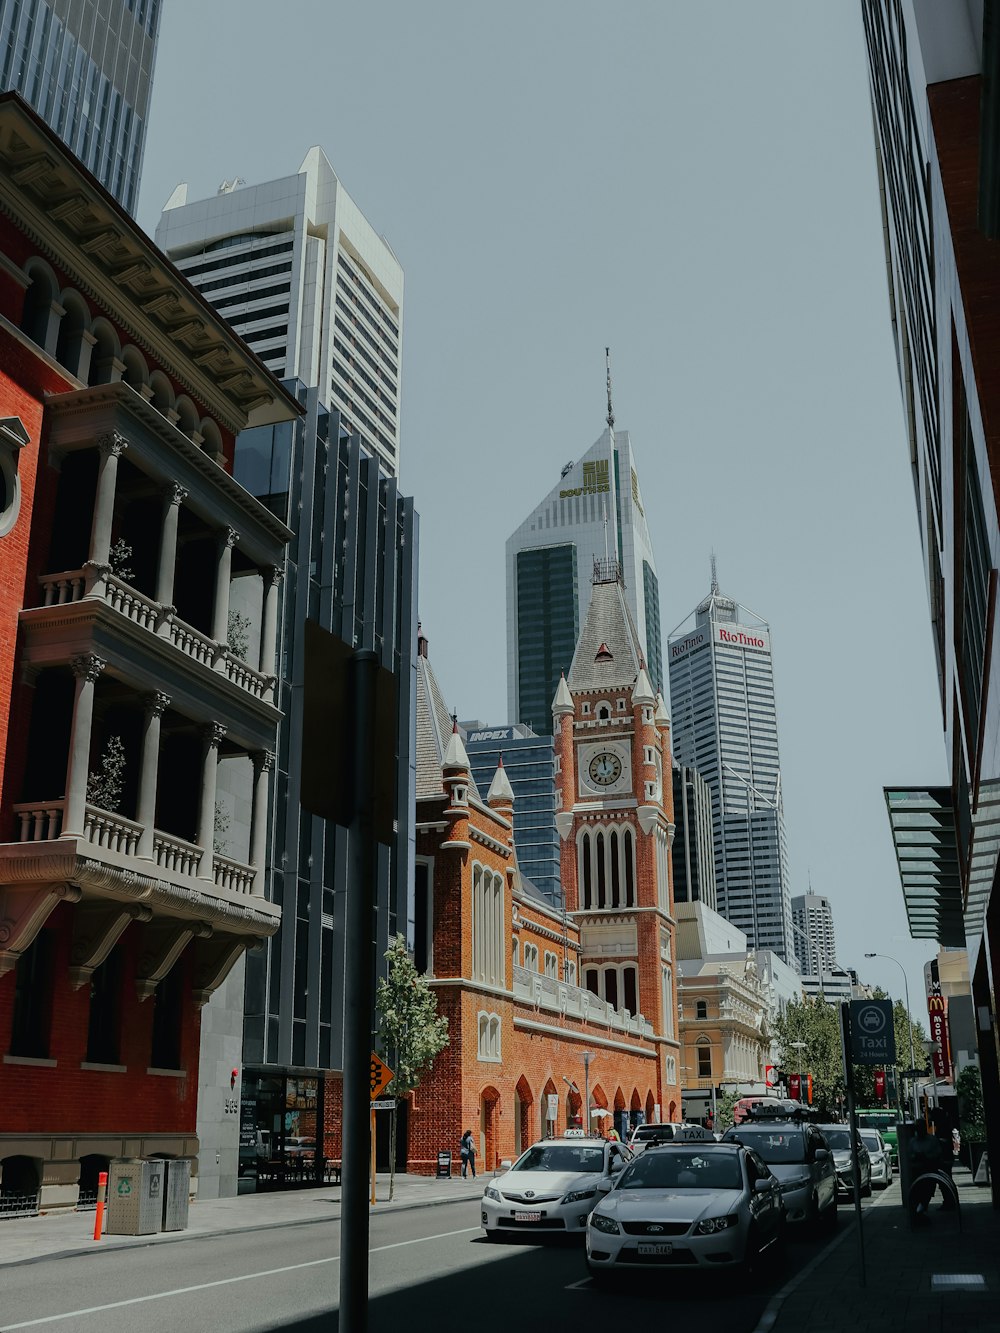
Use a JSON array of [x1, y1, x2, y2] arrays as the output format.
[[227, 609, 252, 660], [108, 538, 134, 583], [375, 934, 449, 1199], [86, 735, 126, 812]]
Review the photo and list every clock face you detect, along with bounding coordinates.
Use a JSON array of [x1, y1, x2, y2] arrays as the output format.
[[588, 751, 623, 787]]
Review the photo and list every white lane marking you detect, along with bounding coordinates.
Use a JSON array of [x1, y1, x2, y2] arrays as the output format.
[[565, 1277, 594, 1290], [0, 1226, 482, 1329]]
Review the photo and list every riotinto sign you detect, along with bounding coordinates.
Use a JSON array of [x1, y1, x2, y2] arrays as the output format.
[[849, 999, 896, 1066]]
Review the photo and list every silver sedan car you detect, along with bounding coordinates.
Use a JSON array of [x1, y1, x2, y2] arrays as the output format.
[[860, 1129, 894, 1188], [482, 1136, 631, 1238], [585, 1142, 785, 1280]]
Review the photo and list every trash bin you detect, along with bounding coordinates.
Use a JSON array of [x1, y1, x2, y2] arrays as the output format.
[[161, 1159, 191, 1231], [106, 1159, 165, 1235], [436, 1150, 452, 1178]]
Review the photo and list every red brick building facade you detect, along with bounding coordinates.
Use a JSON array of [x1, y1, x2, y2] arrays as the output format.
[[406, 563, 681, 1173], [0, 95, 298, 1211]]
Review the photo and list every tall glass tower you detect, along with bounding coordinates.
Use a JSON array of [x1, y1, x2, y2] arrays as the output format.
[[668, 569, 794, 963], [506, 365, 662, 734], [0, 0, 163, 214]]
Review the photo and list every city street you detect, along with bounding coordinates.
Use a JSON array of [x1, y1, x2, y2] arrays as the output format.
[[0, 1195, 868, 1332]]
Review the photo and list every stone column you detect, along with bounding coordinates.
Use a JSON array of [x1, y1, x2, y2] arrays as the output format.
[[250, 750, 275, 889], [136, 692, 170, 857], [196, 722, 227, 879], [63, 654, 107, 838], [258, 565, 282, 676], [87, 432, 128, 574], [155, 483, 187, 608], [211, 527, 239, 646]]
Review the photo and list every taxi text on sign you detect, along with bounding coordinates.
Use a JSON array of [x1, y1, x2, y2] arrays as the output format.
[[370, 1052, 394, 1100], [849, 999, 897, 1066]]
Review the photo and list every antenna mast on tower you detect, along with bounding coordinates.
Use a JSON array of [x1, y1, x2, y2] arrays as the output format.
[[605, 346, 615, 436]]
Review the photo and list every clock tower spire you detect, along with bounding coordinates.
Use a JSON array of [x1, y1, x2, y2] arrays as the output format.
[[552, 561, 681, 1119]]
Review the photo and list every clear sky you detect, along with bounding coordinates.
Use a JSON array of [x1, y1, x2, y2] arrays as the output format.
[[138, 0, 948, 1024]]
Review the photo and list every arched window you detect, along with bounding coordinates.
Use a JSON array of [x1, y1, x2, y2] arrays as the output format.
[[580, 830, 592, 909], [609, 829, 620, 907], [20, 261, 58, 353], [584, 967, 599, 996], [696, 999, 708, 1020], [604, 968, 618, 1009], [88, 320, 121, 386], [624, 829, 635, 906], [623, 965, 638, 1017], [477, 1012, 501, 1062], [596, 702, 611, 721], [596, 832, 606, 908], [121, 346, 149, 396], [55, 293, 90, 378]]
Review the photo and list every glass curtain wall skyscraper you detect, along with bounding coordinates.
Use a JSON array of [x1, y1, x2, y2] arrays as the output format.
[[0, 0, 162, 213], [156, 148, 404, 477], [506, 402, 662, 734], [668, 570, 794, 963]]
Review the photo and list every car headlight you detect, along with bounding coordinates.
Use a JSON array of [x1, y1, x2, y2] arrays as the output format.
[[484, 1186, 502, 1202], [589, 1211, 620, 1235], [562, 1188, 597, 1205], [780, 1176, 811, 1191], [694, 1214, 737, 1235]]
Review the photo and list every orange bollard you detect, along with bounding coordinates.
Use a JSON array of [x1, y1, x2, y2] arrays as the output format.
[[93, 1170, 107, 1241]]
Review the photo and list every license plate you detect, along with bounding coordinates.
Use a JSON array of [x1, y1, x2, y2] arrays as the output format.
[[638, 1242, 673, 1256], [514, 1211, 541, 1222]]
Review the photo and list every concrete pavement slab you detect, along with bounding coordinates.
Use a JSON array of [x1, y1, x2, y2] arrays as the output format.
[[754, 1168, 1000, 1333]]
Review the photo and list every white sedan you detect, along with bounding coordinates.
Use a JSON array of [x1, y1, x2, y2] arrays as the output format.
[[860, 1129, 894, 1188], [585, 1142, 785, 1279], [481, 1137, 631, 1238]]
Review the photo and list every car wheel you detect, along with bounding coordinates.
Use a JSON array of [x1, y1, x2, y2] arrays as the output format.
[[862, 1176, 873, 1198]]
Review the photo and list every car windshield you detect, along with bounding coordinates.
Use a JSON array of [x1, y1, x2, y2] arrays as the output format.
[[619, 1151, 742, 1191], [513, 1145, 605, 1173], [632, 1125, 671, 1140], [726, 1130, 805, 1164], [860, 1132, 882, 1151], [822, 1129, 852, 1151]]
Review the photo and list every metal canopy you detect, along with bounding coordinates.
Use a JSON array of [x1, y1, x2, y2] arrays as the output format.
[[884, 787, 966, 947]]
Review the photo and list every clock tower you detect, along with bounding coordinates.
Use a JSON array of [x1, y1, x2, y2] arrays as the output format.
[[553, 558, 682, 1119]]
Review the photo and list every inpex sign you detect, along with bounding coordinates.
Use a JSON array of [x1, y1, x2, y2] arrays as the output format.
[[467, 728, 514, 743]]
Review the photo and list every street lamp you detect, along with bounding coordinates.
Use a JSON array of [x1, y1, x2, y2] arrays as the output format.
[[864, 952, 918, 1119]]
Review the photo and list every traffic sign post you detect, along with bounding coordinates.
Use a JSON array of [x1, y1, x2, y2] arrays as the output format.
[[840, 1000, 895, 1289], [369, 1052, 394, 1207]]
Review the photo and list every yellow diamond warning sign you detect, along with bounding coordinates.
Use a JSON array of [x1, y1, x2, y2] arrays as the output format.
[[370, 1052, 394, 1100]]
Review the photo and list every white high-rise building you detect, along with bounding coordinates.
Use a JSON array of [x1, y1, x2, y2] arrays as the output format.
[[791, 892, 838, 976], [506, 373, 662, 733], [156, 148, 403, 476], [668, 569, 794, 963]]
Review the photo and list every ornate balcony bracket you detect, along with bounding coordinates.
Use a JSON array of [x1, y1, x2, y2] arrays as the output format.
[[191, 933, 259, 1009], [0, 881, 82, 979], [135, 918, 213, 1002], [68, 900, 152, 990]]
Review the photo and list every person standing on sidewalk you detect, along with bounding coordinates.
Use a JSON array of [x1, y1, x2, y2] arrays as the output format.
[[908, 1120, 943, 1219], [460, 1129, 477, 1178]]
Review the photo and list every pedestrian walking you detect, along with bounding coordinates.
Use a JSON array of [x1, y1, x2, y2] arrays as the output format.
[[460, 1128, 477, 1178], [908, 1120, 943, 1219]]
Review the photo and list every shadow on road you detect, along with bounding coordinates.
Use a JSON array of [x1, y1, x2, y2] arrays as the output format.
[[262, 1228, 817, 1333]]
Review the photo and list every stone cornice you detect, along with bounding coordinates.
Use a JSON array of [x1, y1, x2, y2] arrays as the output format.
[[0, 94, 302, 435], [0, 841, 279, 937], [468, 827, 511, 858]]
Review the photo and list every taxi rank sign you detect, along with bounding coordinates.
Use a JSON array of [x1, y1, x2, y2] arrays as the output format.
[[849, 999, 896, 1066]]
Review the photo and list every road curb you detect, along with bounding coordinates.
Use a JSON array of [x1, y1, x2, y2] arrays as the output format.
[[752, 1189, 894, 1333], [0, 1187, 485, 1270]]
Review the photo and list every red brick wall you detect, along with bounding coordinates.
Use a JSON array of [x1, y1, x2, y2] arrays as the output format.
[[0, 903, 201, 1134]]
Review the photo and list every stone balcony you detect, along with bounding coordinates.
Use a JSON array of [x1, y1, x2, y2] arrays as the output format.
[[512, 962, 655, 1038], [6, 799, 272, 942], [34, 569, 275, 704]]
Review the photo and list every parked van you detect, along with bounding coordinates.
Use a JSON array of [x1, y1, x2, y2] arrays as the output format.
[[627, 1122, 713, 1153]]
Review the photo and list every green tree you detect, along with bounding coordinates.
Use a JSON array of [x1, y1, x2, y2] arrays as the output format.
[[86, 735, 126, 812], [375, 935, 449, 1199], [714, 1090, 740, 1133], [956, 1065, 985, 1141], [773, 996, 846, 1114]]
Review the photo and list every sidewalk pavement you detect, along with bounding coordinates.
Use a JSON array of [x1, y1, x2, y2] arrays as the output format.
[[756, 1166, 1000, 1333], [0, 1170, 487, 1269]]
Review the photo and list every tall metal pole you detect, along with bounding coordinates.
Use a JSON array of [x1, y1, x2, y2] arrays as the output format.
[[339, 651, 379, 1333], [865, 952, 918, 1119], [839, 1002, 866, 1289], [583, 1053, 592, 1131]]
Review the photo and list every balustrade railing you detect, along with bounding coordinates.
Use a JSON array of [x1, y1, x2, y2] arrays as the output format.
[[104, 574, 160, 631], [511, 962, 653, 1036], [14, 800, 64, 841], [213, 854, 256, 896], [153, 831, 203, 878], [166, 614, 216, 666], [224, 656, 272, 700], [82, 805, 142, 855], [38, 570, 86, 606]]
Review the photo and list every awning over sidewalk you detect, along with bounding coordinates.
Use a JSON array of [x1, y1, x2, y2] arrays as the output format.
[[884, 787, 965, 947]]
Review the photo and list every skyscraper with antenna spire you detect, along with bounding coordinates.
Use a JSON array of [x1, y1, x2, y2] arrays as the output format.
[[667, 567, 795, 963], [505, 352, 663, 733]]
